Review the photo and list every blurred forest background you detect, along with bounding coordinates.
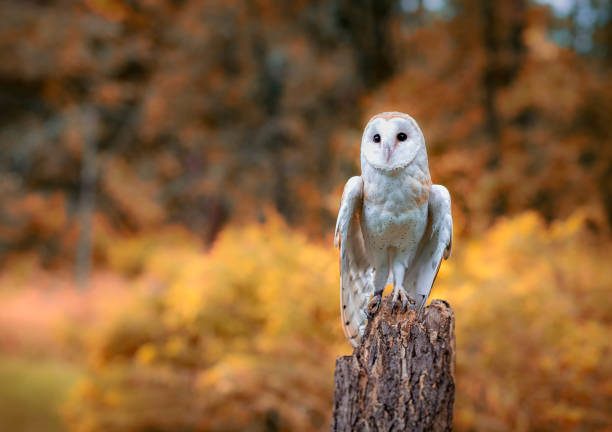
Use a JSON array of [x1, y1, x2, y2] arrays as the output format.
[[0, 0, 611, 431]]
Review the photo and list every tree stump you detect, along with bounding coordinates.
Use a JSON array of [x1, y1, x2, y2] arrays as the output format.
[[331, 298, 455, 432]]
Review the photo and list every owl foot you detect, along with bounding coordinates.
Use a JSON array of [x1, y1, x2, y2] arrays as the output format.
[[391, 286, 415, 313], [366, 293, 383, 319]]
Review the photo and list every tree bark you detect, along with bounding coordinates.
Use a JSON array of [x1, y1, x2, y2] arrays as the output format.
[[331, 298, 455, 432]]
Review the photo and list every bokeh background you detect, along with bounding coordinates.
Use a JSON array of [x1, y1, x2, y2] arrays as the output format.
[[1, 0, 611, 431]]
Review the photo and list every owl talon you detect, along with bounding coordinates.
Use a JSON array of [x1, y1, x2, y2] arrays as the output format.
[[391, 288, 400, 313], [366, 294, 382, 319], [391, 286, 414, 313]]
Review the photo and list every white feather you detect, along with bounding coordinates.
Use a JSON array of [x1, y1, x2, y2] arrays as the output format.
[[335, 176, 374, 346], [404, 184, 453, 310]]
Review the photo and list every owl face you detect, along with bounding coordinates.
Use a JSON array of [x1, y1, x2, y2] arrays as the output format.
[[361, 112, 425, 171]]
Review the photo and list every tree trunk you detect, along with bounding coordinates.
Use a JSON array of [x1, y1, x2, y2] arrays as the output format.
[[331, 298, 455, 432], [75, 107, 99, 290]]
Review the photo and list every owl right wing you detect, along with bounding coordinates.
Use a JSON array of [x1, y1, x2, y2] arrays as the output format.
[[403, 184, 453, 311], [334, 176, 374, 347]]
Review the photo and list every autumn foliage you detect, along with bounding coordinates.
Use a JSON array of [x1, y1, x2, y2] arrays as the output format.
[[0, 0, 611, 431], [52, 212, 610, 432]]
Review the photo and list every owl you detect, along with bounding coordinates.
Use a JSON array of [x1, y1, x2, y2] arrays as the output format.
[[334, 112, 453, 347]]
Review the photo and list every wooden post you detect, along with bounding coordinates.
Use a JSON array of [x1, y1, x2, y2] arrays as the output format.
[[331, 298, 455, 431]]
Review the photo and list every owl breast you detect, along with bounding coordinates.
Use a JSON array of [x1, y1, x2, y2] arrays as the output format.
[[360, 161, 431, 258]]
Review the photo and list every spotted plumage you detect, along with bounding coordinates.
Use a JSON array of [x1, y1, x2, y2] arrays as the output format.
[[334, 112, 453, 347]]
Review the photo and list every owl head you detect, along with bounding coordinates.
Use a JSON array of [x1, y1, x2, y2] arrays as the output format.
[[361, 112, 427, 172]]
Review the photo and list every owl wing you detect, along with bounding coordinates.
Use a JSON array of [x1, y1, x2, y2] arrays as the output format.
[[404, 184, 453, 311], [334, 176, 374, 346]]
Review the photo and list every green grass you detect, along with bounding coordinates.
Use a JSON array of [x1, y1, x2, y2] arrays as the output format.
[[0, 355, 82, 432]]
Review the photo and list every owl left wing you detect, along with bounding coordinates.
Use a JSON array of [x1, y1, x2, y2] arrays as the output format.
[[335, 176, 374, 347], [404, 184, 453, 311]]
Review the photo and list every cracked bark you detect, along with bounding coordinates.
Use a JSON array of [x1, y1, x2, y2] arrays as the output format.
[[331, 298, 455, 431]]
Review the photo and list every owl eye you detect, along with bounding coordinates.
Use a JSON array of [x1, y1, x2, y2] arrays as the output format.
[[373, 134, 381, 143], [397, 132, 407, 141]]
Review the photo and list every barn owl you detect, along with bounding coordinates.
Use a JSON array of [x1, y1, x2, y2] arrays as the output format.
[[334, 112, 453, 347]]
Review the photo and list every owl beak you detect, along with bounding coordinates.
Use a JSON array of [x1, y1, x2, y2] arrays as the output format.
[[383, 143, 393, 162]]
